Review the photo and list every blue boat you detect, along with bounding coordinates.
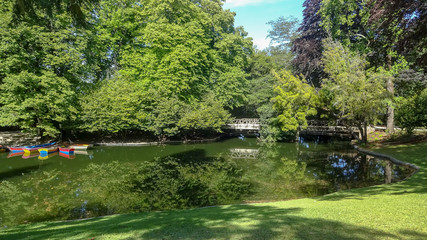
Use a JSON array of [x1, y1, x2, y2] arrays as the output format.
[[8, 142, 56, 153]]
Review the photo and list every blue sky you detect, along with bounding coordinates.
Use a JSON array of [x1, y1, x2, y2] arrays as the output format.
[[223, 0, 305, 49]]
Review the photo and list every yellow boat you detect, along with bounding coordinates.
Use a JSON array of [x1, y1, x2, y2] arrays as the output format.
[[38, 147, 58, 154], [39, 152, 59, 160]]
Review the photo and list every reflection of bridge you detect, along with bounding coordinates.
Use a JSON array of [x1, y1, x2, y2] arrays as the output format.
[[229, 148, 259, 159], [225, 119, 361, 139]]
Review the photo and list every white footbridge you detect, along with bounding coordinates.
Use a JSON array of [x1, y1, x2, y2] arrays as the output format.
[[226, 118, 260, 131], [225, 119, 360, 139]]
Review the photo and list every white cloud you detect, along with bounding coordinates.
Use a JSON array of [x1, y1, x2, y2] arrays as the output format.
[[252, 38, 271, 50], [224, 0, 280, 8]]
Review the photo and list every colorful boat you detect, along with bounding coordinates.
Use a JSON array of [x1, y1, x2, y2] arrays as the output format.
[[39, 152, 59, 160], [7, 151, 24, 158], [74, 150, 90, 155], [59, 152, 75, 159], [59, 147, 75, 155], [38, 147, 58, 155], [69, 144, 92, 150], [9, 142, 56, 153], [22, 152, 39, 159]]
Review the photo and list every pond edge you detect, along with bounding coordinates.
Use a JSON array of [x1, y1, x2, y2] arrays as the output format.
[[352, 144, 420, 180]]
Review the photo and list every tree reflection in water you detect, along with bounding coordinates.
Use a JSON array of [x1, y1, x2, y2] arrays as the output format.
[[0, 140, 414, 227]]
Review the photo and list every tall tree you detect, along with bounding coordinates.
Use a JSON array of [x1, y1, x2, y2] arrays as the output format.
[[292, 0, 327, 87], [11, 0, 98, 25], [0, 0, 87, 136], [79, 0, 253, 137], [321, 39, 386, 143], [319, 0, 371, 53], [369, 0, 427, 72], [319, 0, 407, 133], [366, 0, 426, 133], [271, 70, 318, 140], [267, 16, 300, 51]]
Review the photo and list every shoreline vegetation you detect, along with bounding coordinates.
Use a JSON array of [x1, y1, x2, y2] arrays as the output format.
[[1, 140, 426, 239]]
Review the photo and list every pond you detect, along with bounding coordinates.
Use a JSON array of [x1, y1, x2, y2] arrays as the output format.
[[0, 138, 414, 227]]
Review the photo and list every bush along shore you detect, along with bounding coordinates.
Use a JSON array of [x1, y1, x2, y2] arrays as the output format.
[[0, 141, 426, 240]]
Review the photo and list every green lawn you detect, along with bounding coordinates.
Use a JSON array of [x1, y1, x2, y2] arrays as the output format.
[[1, 142, 426, 240]]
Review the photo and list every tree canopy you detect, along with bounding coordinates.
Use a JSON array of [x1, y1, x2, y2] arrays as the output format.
[[0, 0, 253, 138]]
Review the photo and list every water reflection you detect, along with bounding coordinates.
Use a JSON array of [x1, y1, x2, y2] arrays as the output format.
[[39, 152, 59, 160], [0, 138, 415, 227], [229, 148, 259, 159]]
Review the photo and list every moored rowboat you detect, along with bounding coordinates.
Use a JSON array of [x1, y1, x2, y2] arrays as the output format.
[[38, 147, 58, 155], [59, 152, 75, 159], [69, 144, 92, 150], [9, 142, 56, 153], [7, 151, 24, 158], [59, 147, 75, 155]]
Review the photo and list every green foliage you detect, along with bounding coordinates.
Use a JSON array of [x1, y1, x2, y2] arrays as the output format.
[[321, 40, 387, 136], [395, 89, 427, 134], [107, 0, 252, 109], [92, 0, 252, 136], [79, 78, 145, 133], [246, 73, 281, 141], [394, 70, 427, 98], [144, 95, 184, 137], [272, 70, 318, 133], [0, 71, 75, 137], [246, 49, 295, 142], [130, 156, 250, 210], [0, 1, 87, 137], [0, 0, 252, 137], [178, 95, 231, 133], [319, 0, 370, 53]]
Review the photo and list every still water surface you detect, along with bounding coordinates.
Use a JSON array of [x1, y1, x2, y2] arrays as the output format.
[[0, 138, 414, 226]]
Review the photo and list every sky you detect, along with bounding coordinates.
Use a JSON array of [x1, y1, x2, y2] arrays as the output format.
[[223, 0, 305, 50]]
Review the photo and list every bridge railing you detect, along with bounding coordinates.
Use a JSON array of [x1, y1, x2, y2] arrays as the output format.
[[226, 118, 261, 130]]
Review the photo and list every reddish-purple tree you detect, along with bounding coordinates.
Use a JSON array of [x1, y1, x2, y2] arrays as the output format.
[[291, 0, 327, 88]]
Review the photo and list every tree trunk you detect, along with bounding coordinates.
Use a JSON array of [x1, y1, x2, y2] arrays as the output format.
[[295, 126, 300, 142], [363, 122, 368, 144], [386, 55, 395, 133], [386, 77, 395, 133], [385, 161, 392, 184]]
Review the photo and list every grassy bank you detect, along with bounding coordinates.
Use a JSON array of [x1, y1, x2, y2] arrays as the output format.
[[1, 142, 426, 240]]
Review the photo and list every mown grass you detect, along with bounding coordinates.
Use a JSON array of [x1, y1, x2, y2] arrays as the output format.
[[1, 142, 426, 240]]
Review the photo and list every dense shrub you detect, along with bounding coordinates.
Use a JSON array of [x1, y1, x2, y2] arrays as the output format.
[[396, 88, 427, 133]]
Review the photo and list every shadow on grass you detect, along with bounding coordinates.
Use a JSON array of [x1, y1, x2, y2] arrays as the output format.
[[318, 142, 427, 201], [0, 163, 51, 180], [0, 204, 412, 240]]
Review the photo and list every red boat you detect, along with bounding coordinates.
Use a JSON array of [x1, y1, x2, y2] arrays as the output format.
[[7, 151, 24, 158], [59, 147, 75, 155], [59, 152, 75, 159]]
